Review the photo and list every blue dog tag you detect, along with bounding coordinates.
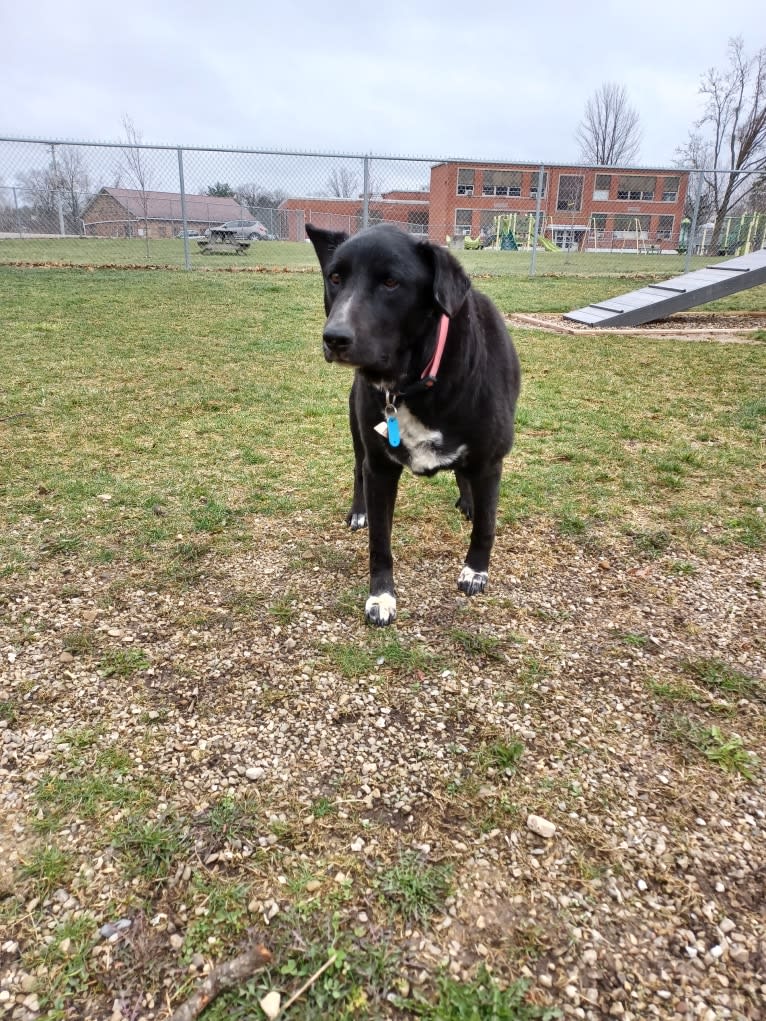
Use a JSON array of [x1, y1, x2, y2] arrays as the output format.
[[385, 404, 400, 447]]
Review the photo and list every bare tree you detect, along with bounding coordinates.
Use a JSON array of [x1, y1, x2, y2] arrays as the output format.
[[575, 83, 641, 165], [57, 146, 92, 234], [235, 184, 287, 212], [327, 166, 359, 198], [120, 115, 153, 251], [676, 37, 766, 252]]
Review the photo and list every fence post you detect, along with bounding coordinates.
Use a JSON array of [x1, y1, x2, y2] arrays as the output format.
[[12, 186, 22, 238], [362, 155, 370, 231], [49, 144, 66, 236], [529, 164, 545, 277], [177, 147, 191, 270], [685, 171, 703, 272]]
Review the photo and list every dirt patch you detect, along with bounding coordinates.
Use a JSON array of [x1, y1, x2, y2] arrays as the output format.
[[511, 311, 766, 343]]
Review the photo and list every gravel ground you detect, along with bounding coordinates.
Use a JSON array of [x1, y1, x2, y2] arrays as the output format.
[[1, 514, 765, 1019]]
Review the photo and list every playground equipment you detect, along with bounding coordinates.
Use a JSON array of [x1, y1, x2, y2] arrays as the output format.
[[565, 248, 766, 328]]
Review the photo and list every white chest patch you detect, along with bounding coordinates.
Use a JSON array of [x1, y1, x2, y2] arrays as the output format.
[[387, 404, 467, 474]]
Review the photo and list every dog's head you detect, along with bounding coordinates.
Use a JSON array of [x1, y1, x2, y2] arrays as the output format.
[[306, 223, 471, 385]]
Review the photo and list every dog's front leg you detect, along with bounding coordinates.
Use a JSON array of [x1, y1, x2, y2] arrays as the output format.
[[457, 461, 503, 596], [363, 460, 402, 626]]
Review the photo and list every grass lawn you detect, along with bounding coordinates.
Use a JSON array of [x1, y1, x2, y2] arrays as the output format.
[[0, 235, 748, 278], [1, 266, 764, 576]]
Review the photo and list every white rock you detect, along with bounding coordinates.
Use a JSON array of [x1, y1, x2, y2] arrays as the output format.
[[526, 814, 557, 839], [246, 767, 264, 781], [259, 990, 281, 1020]]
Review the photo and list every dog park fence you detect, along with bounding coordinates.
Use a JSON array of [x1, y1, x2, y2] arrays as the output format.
[[1, 135, 765, 275]]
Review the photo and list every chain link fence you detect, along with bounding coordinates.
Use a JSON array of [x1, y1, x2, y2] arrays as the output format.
[[1, 136, 764, 276]]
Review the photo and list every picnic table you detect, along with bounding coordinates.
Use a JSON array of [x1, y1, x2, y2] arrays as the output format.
[[196, 238, 251, 255]]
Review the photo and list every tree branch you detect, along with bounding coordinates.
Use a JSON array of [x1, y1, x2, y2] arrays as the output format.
[[168, 944, 272, 1021]]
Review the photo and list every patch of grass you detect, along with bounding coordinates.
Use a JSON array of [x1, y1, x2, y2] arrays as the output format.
[[403, 965, 561, 1019], [202, 794, 261, 844], [36, 915, 98, 1013], [649, 678, 701, 704], [310, 796, 337, 819], [621, 632, 649, 649], [35, 772, 148, 830], [670, 718, 759, 780], [378, 852, 454, 924], [682, 658, 763, 700], [184, 876, 252, 955], [478, 738, 525, 774], [98, 648, 151, 678], [111, 815, 190, 883], [267, 592, 299, 625], [0, 700, 18, 725], [326, 635, 438, 678], [450, 628, 505, 661], [666, 559, 698, 576], [61, 628, 98, 656], [18, 845, 73, 896], [630, 529, 672, 556], [735, 397, 766, 430]]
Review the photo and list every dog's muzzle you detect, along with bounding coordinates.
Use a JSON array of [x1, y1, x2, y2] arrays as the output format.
[[322, 325, 354, 363]]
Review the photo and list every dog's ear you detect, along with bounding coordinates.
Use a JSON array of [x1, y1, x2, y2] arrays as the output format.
[[420, 241, 471, 317], [306, 224, 348, 271]]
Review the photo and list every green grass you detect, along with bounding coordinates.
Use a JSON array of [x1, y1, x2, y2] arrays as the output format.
[[1, 266, 764, 578], [378, 852, 454, 924], [669, 718, 759, 780], [18, 845, 73, 896], [682, 658, 764, 700], [110, 815, 191, 883], [405, 966, 561, 1019]]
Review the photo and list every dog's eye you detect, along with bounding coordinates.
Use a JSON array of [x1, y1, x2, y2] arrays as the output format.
[[328, 272, 341, 286], [383, 278, 399, 290]]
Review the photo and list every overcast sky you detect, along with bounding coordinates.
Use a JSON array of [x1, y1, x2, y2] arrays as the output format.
[[3, 0, 765, 166]]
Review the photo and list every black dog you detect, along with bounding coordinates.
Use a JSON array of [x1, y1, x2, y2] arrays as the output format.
[[306, 223, 521, 626]]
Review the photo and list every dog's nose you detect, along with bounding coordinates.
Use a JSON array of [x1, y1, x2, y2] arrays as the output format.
[[323, 325, 353, 353]]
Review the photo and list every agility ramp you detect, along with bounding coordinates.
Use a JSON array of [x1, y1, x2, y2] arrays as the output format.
[[564, 248, 766, 328]]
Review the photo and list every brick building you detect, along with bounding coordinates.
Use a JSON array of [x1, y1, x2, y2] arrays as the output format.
[[82, 188, 248, 238], [278, 191, 429, 241], [429, 162, 690, 250]]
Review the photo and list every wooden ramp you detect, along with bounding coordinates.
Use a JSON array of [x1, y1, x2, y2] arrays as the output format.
[[564, 249, 766, 328]]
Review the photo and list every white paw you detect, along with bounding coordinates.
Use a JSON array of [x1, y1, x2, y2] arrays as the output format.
[[365, 592, 397, 627], [458, 566, 489, 596], [349, 513, 367, 531]]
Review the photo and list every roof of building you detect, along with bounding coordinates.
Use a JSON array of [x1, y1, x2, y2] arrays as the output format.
[[84, 188, 246, 222]]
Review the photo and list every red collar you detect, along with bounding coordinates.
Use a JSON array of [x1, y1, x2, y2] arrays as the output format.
[[421, 313, 450, 385]]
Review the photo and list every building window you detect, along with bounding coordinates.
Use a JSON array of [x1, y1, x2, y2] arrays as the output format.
[[482, 170, 522, 197], [613, 214, 650, 237], [556, 174, 584, 212], [529, 172, 548, 199], [616, 175, 656, 200], [455, 209, 473, 236], [662, 177, 679, 202], [593, 174, 611, 201], [590, 213, 608, 231], [657, 215, 674, 240], [407, 210, 428, 235], [457, 168, 474, 196]]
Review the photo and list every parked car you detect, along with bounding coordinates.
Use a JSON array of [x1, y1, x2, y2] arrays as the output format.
[[205, 219, 271, 241], [177, 228, 203, 238]]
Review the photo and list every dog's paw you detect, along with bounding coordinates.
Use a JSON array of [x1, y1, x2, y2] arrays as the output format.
[[457, 566, 489, 596], [454, 495, 473, 521], [365, 592, 397, 627], [347, 512, 367, 531]]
